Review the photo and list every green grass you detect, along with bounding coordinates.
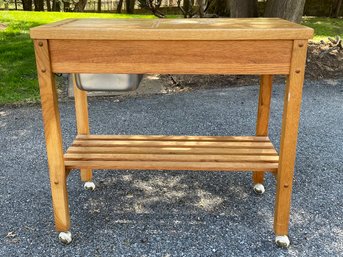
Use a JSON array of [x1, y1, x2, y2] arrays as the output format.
[[0, 12, 341, 105], [302, 17, 343, 41], [0, 11, 154, 105]]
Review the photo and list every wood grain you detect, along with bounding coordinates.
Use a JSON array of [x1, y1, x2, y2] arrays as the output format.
[[253, 75, 273, 184], [274, 40, 308, 236], [72, 139, 275, 148], [30, 18, 314, 40], [65, 161, 278, 171], [33, 40, 70, 232], [49, 40, 293, 74], [67, 146, 278, 155], [65, 153, 279, 162], [72, 75, 92, 182], [76, 135, 271, 142]]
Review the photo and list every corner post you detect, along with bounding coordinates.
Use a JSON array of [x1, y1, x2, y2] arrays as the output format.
[[274, 40, 308, 236], [34, 39, 70, 231]]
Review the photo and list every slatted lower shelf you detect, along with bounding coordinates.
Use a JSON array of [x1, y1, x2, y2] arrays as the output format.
[[64, 135, 279, 172]]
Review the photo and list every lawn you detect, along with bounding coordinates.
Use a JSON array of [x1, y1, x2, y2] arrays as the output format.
[[0, 11, 342, 105], [0, 11, 154, 105], [302, 17, 343, 41]]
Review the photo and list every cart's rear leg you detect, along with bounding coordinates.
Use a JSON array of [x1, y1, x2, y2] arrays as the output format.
[[73, 75, 94, 189], [253, 75, 273, 194]]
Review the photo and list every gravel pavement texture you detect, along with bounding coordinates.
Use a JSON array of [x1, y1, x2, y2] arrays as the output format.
[[0, 79, 342, 256]]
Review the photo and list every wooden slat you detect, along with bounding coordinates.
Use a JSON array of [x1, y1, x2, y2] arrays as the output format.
[[76, 135, 270, 142], [64, 153, 279, 162], [30, 18, 314, 40], [49, 40, 292, 74], [64, 160, 278, 172], [67, 146, 278, 155], [72, 140, 274, 148]]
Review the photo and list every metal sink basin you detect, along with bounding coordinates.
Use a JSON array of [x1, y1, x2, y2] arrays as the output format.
[[74, 73, 143, 92]]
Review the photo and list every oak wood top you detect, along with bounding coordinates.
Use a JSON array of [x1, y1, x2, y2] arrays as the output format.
[[30, 18, 313, 40]]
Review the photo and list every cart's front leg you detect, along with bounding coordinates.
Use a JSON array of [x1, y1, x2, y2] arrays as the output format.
[[72, 75, 94, 190], [34, 40, 71, 244], [274, 40, 308, 248], [253, 75, 273, 194]]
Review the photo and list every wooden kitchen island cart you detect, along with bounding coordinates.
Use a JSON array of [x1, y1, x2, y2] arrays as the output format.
[[30, 18, 313, 247]]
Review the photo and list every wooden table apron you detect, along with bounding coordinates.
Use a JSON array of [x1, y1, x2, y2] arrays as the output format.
[[32, 20, 310, 238]]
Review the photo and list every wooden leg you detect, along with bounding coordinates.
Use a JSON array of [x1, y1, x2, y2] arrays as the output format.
[[34, 40, 70, 232], [253, 74, 273, 185], [73, 74, 93, 182], [274, 40, 308, 236]]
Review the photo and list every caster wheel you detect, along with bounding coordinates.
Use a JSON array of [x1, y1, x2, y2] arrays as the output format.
[[275, 235, 290, 248], [58, 231, 72, 245], [84, 181, 95, 191], [253, 183, 265, 195]]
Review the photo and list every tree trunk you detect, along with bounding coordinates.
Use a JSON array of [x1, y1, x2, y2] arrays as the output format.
[[117, 0, 124, 13], [264, 0, 306, 23], [125, 0, 135, 14], [180, 0, 194, 17], [125, 0, 131, 13], [183, 0, 193, 13], [22, 0, 33, 10], [52, 0, 61, 11], [74, 0, 88, 12], [34, 0, 44, 11], [211, 0, 229, 16], [97, 0, 101, 12], [46, 0, 51, 11], [15, 0, 18, 10], [229, 0, 258, 18], [331, 0, 342, 17], [197, 0, 205, 17]]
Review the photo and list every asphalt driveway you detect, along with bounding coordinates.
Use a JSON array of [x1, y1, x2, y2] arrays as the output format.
[[0, 79, 342, 256]]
